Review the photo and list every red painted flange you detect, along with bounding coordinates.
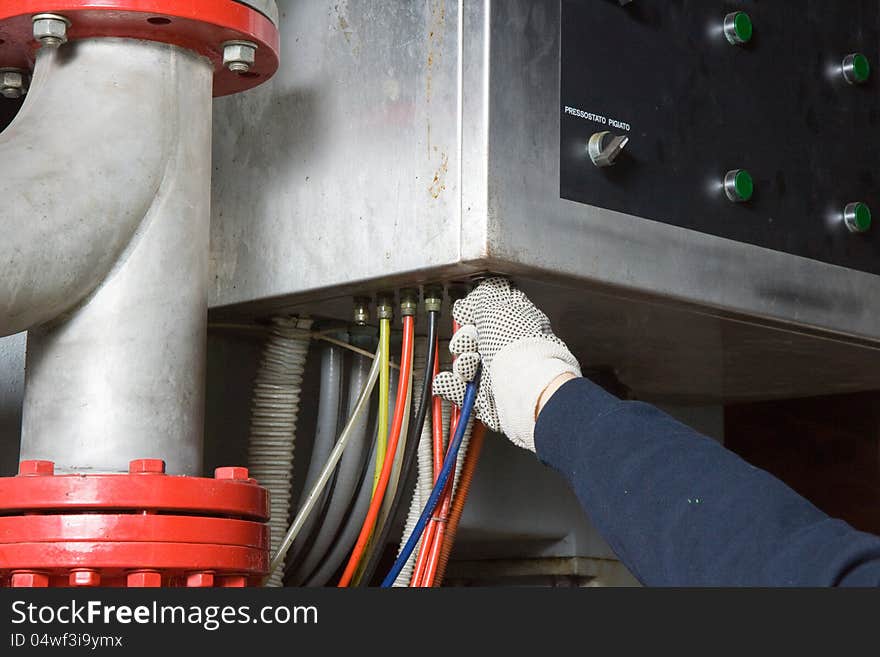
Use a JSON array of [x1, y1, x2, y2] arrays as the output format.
[[0, 460, 271, 588], [0, 1, 279, 96]]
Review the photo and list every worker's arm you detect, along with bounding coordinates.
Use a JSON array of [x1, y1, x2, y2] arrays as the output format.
[[435, 278, 880, 586], [535, 375, 880, 586]]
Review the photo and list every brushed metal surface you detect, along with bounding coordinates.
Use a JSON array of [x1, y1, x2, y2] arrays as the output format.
[[209, 0, 880, 402], [16, 40, 214, 475]]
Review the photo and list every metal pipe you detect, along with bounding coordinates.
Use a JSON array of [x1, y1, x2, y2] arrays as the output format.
[[13, 39, 214, 475]]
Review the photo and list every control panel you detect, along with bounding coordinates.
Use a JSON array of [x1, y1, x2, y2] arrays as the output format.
[[560, 1, 880, 274]]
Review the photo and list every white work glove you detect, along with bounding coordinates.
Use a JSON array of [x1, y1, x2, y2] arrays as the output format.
[[433, 278, 582, 452]]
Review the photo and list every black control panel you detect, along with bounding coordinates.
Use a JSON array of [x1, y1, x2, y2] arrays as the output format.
[[560, 1, 880, 274]]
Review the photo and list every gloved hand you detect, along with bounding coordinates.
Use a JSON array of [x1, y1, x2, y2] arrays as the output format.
[[433, 278, 582, 452]]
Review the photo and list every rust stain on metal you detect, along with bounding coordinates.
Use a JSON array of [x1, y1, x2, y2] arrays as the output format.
[[429, 151, 449, 199], [333, 2, 359, 55], [426, 0, 446, 154]]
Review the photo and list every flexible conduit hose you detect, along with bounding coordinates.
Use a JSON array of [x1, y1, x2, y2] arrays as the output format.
[[411, 337, 460, 586], [289, 350, 373, 585], [248, 317, 312, 587], [417, 416, 474, 587], [268, 342, 383, 579], [391, 344, 434, 586], [432, 422, 487, 586], [381, 372, 480, 587], [284, 343, 344, 572], [394, 367, 450, 586], [360, 310, 439, 586], [303, 418, 379, 586], [338, 316, 415, 586]]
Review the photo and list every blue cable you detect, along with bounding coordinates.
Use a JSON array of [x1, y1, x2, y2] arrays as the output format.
[[381, 369, 481, 587]]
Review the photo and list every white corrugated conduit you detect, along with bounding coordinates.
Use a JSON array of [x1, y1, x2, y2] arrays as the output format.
[[247, 317, 312, 587]]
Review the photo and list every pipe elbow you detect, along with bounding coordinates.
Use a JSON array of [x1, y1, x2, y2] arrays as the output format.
[[0, 39, 186, 336]]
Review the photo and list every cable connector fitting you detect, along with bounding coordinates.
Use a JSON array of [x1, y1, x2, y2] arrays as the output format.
[[423, 286, 443, 313], [399, 288, 419, 317], [376, 294, 395, 321], [352, 297, 371, 325]]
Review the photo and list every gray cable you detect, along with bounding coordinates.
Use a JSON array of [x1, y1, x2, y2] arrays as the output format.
[[268, 342, 382, 578], [302, 368, 397, 586], [289, 352, 371, 584], [285, 343, 344, 570], [304, 423, 379, 586]]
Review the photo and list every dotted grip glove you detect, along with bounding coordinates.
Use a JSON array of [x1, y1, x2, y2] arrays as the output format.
[[433, 278, 582, 452]]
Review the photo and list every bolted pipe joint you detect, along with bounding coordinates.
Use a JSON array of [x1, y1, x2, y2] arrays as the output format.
[[0, 69, 29, 99], [33, 14, 71, 48], [223, 40, 258, 74]]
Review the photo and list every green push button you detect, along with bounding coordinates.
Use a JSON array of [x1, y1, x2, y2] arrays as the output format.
[[843, 53, 871, 84], [844, 202, 872, 233], [724, 169, 754, 203], [724, 12, 753, 45]]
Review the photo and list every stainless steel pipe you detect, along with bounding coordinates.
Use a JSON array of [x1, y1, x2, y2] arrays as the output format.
[[2, 39, 214, 475]]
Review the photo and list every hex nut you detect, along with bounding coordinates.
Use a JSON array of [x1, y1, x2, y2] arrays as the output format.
[[70, 570, 101, 587], [129, 458, 166, 474], [127, 571, 162, 588], [0, 70, 28, 99], [223, 40, 258, 73], [33, 14, 71, 48], [18, 460, 54, 477], [215, 466, 250, 481], [186, 572, 215, 588], [11, 572, 50, 588]]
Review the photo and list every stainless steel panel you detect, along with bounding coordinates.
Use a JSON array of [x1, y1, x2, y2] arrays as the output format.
[[480, 0, 880, 343], [211, 0, 467, 308], [209, 1, 880, 402]]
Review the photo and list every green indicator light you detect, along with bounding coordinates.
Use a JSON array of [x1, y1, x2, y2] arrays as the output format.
[[734, 13, 753, 43], [843, 53, 871, 84], [734, 170, 754, 201], [724, 12, 753, 45], [724, 169, 754, 203], [853, 54, 870, 81], [845, 202, 872, 233]]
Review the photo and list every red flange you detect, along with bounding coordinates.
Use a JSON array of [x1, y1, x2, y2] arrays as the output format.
[[0, 1, 279, 96], [0, 460, 271, 588]]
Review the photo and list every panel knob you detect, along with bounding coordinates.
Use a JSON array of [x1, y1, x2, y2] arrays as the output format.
[[588, 131, 629, 168]]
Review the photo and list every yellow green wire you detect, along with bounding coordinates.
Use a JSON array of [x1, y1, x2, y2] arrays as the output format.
[[372, 317, 391, 494]]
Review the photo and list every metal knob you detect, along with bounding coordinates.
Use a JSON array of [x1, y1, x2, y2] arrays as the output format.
[[588, 131, 629, 168]]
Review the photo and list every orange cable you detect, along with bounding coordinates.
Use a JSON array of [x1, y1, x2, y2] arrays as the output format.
[[338, 315, 415, 587], [418, 319, 463, 586], [431, 422, 486, 586], [410, 345, 444, 586]]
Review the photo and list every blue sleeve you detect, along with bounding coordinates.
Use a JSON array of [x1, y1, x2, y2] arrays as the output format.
[[534, 377, 880, 586]]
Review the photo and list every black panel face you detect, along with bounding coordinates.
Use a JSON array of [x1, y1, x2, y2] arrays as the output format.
[[560, 0, 880, 274]]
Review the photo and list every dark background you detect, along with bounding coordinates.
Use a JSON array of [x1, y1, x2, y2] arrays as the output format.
[[561, 0, 880, 274]]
